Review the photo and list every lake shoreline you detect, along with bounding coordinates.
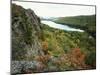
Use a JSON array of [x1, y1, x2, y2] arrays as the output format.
[[41, 20, 84, 32], [53, 21, 96, 38]]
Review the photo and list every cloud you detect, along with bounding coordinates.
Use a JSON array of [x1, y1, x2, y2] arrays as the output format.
[[12, 1, 95, 17]]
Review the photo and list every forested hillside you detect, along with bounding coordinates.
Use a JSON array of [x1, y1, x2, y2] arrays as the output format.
[[11, 4, 96, 74], [54, 15, 96, 38]]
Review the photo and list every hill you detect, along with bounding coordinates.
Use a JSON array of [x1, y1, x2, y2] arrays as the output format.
[[54, 15, 96, 38], [11, 4, 96, 74]]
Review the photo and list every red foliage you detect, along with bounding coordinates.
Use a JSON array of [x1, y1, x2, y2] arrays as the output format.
[[69, 48, 87, 68]]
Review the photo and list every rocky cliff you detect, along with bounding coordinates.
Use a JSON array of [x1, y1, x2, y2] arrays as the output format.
[[11, 4, 94, 74], [11, 4, 44, 74]]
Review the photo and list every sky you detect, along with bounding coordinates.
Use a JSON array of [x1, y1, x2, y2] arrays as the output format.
[[12, 1, 95, 18]]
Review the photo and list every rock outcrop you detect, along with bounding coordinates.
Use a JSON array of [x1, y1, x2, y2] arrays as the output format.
[[11, 4, 44, 74], [11, 4, 90, 74]]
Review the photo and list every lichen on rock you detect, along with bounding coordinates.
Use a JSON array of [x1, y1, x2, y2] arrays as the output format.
[[12, 4, 44, 74]]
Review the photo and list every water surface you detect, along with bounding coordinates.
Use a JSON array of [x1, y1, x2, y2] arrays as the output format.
[[41, 20, 84, 32]]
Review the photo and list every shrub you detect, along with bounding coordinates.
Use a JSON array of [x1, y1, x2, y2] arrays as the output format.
[[85, 50, 96, 68], [35, 55, 50, 64], [42, 41, 49, 54], [69, 48, 86, 69]]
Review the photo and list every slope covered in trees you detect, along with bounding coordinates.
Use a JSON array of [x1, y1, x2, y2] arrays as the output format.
[[12, 4, 96, 74], [42, 23, 96, 69], [54, 15, 96, 38]]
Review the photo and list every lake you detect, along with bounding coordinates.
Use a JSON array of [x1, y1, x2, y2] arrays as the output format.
[[41, 20, 84, 32]]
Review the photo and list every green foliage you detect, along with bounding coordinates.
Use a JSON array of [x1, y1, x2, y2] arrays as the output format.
[[12, 4, 40, 60], [12, 4, 96, 71], [54, 15, 96, 38], [85, 50, 96, 68], [42, 22, 96, 69], [12, 4, 35, 46]]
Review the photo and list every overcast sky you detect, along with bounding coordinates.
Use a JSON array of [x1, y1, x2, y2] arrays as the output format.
[[12, 1, 95, 17]]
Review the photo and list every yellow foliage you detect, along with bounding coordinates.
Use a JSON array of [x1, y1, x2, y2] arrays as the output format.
[[42, 41, 48, 50]]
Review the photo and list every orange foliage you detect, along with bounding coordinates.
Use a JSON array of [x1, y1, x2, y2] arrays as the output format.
[[42, 41, 48, 50], [53, 48, 87, 69], [35, 55, 50, 64], [42, 41, 49, 54], [71, 48, 85, 62], [35, 48, 87, 70], [34, 55, 51, 72], [69, 48, 86, 68]]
